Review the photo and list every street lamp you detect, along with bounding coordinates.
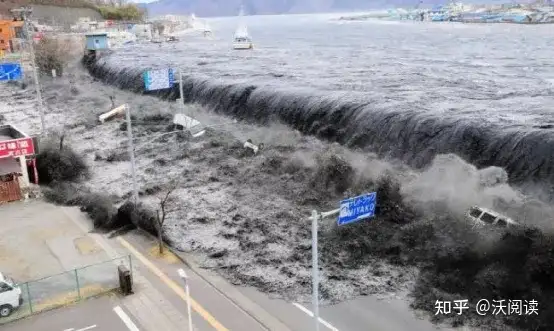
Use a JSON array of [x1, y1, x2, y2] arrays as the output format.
[[124, 105, 139, 205], [177, 268, 193, 331]]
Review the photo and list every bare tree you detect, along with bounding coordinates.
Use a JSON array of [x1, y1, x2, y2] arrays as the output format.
[[155, 180, 179, 254]]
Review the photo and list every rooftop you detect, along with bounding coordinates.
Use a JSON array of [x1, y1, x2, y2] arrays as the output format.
[[0, 124, 29, 142]]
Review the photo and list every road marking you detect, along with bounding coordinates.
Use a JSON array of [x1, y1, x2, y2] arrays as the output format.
[[114, 306, 141, 331], [117, 237, 229, 331], [64, 325, 97, 331], [76, 326, 97, 331], [292, 302, 340, 331]]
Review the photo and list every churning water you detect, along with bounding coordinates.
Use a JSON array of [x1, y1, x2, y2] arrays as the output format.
[[88, 14, 554, 193]]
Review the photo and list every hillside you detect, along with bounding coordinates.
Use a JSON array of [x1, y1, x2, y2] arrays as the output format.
[[1, 1, 144, 24], [0, 0, 97, 17]]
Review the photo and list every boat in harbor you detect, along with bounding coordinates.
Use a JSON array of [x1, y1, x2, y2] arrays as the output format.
[[233, 6, 253, 50], [203, 22, 213, 37]]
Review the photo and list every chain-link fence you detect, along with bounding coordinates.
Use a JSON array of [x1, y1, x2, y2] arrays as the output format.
[[0, 255, 132, 324]]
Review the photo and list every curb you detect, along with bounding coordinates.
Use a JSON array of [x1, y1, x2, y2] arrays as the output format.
[[136, 229, 293, 331]]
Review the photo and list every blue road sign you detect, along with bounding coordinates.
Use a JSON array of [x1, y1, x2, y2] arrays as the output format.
[[337, 192, 377, 226], [0, 63, 22, 81], [143, 68, 175, 91]]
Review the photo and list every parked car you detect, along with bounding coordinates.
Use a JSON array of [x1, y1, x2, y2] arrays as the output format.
[[466, 206, 520, 229], [0, 272, 22, 317]]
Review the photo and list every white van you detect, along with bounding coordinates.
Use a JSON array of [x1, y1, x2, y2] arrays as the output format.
[[466, 206, 520, 229], [0, 272, 23, 317]]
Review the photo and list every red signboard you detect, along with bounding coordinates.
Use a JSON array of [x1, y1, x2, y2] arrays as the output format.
[[33, 32, 44, 42], [0, 137, 35, 158]]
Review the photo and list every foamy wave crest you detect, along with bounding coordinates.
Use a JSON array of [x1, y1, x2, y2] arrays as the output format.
[[83, 53, 554, 195]]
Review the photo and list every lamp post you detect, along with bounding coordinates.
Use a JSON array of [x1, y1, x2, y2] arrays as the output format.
[[309, 208, 340, 331], [125, 105, 139, 205], [177, 268, 193, 331]]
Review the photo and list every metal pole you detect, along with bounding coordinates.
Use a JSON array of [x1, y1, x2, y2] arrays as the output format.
[[21, 8, 46, 135], [311, 209, 320, 331], [185, 278, 193, 331], [178, 269, 193, 331], [178, 68, 184, 109], [75, 269, 81, 300], [125, 105, 139, 204], [25, 282, 33, 313]]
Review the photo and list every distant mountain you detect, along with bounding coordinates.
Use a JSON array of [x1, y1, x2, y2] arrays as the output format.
[[143, 0, 390, 17], [143, 0, 510, 17]]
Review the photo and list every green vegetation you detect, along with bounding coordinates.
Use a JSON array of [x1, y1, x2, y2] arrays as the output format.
[[34, 36, 71, 76], [26, 0, 146, 21], [97, 4, 145, 21]]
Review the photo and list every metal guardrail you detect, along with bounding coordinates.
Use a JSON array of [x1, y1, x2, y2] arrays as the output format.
[[0, 255, 132, 324]]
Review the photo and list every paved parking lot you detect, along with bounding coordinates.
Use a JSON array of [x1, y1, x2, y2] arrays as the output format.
[[0, 200, 127, 324], [1, 296, 142, 331], [0, 200, 111, 281]]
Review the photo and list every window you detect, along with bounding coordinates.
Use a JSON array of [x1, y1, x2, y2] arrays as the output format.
[[480, 212, 496, 224], [496, 219, 507, 227], [469, 208, 482, 218], [0, 40, 4, 44], [0, 282, 12, 293]]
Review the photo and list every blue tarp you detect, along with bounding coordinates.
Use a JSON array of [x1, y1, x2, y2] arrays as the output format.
[[0, 63, 22, 81]]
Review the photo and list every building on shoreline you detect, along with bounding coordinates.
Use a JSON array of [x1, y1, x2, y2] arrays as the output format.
[[379, 2, 554, 24], [0, 19, 24, 53], [0, 125, 37, 203]]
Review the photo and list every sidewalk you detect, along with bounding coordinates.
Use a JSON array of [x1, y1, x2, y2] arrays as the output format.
[[61, 205, 285, 331], [60, 206, 192, 331], [1, 200, 287, 331]]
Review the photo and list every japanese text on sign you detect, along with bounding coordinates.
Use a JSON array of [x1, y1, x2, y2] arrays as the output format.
[[0, 137, 35, 158], [435, 299, 539, 316]]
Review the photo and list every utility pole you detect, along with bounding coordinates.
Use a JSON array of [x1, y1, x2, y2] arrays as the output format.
[[12, 7, 46, 135], [125, 105, 139, 205], [311, 210, 321, 331]]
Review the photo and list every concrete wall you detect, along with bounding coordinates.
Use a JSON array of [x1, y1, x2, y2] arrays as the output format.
[[31, 5, 103, 26]]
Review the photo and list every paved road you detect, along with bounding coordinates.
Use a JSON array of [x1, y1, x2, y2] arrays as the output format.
[[121, 231, 453, 331], [1, 296, 141, 331], [119, 232, 276, 331], [13, 204, 453, 331], [237, 286, 454, 331]]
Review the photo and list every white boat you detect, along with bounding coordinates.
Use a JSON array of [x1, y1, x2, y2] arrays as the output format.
[[203, 22, 213, 37], [233, 6, 253, 50]]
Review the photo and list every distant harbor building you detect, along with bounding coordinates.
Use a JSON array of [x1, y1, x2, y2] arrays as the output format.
[[85, 32, 108, 51]]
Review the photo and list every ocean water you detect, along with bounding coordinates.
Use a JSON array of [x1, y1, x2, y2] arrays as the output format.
[[90, 14, 554, 192]]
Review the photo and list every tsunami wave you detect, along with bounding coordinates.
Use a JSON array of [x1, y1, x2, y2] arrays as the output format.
[[83, 53, 554, 194]]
